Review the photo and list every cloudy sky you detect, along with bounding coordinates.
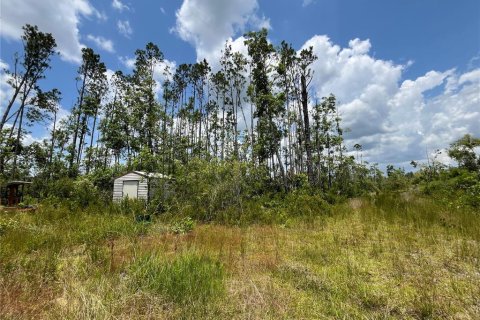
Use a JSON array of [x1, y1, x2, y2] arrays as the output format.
[[1, 0, 479, 169]]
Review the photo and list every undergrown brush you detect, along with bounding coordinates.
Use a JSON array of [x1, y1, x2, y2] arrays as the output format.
[[1, 191, 479, 319]]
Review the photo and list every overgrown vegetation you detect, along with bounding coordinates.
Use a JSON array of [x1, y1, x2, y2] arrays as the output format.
[[1, 24, 386, 197], [1, 192, 479, 319], [0, 23, 479, 319]]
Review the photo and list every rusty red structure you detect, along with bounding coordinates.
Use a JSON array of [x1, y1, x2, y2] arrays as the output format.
[[1, 181, 32, 207]]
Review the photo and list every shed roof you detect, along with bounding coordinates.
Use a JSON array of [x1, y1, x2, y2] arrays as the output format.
[[116, 171, 171, 180]]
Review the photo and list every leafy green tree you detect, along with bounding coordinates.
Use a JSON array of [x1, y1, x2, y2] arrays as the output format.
[[99, 71, 130, 166], [244, 29, 286, 188], [0, 25, 57, 133], [0, 25, 58, 177], [448, 134, 480, 171]]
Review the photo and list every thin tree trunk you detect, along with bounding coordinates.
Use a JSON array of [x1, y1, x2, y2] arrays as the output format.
[[0, 64, 31, 133], [86, 102, 99, 174], [12, 103, 25, 179], [69, 70, 88, 172], [49, 108, 57, 166], [301, 75, 314, 185]]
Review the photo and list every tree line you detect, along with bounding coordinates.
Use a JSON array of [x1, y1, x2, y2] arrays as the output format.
[[0, 25, 410, 195]]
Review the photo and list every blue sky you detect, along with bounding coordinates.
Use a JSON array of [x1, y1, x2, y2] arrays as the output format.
[[1, 0, 479, 168]]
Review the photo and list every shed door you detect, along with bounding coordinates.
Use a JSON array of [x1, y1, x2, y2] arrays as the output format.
[[123, 181, 138, 199]]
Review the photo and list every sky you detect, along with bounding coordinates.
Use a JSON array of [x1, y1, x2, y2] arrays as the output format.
[[1, 0, 479, 169]]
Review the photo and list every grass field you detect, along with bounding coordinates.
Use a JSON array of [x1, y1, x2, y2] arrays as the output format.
[[1, 193, 479, 319]]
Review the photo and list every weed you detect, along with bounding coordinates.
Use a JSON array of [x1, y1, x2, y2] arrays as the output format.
[[170, 216, 195, 234]]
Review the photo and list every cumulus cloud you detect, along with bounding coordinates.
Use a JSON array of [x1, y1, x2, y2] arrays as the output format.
[[86, 34, 115, 53], [0, 0, 105, 63], [0, 60, 14, 115], [119, 56, 136, 69], [117, 20, 133, 38], [173, 0, 269, 63], [302, 36, 402, 138], [112, 0, 129, 12], [300, 35, 480, 167]]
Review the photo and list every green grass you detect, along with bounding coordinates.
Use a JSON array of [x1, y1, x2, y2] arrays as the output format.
[[1, 192, 479, 319], [129, 251, 225, 305]]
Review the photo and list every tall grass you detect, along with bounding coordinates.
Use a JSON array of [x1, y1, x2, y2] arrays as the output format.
[[365, 192, 480, 240], [1, 191, 479, 319], [129, 251, 225, 306]]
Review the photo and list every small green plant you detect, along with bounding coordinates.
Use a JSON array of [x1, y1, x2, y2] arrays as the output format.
[[0, 218, 19, 236], [170, 216, 195, 234]]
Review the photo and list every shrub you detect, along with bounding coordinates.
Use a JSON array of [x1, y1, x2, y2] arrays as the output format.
[[285, 192, 331, 217], [167, 159, 257, 221], [170, 216, 195, 234], [72, 177, 99, 208]]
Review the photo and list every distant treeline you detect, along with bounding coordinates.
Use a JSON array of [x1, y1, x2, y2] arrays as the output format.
[[1, 25, 478, 201]]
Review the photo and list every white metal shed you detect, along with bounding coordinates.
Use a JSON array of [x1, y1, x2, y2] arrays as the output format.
[[113, 171, 170, 202]]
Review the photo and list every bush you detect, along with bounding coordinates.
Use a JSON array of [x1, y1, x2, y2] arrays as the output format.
[[170, 216, 195, 234], [72, 177, 99, 208], [167, 159, 264, 221], [285, 191, 331, 217], [421, 168, 480, 209]]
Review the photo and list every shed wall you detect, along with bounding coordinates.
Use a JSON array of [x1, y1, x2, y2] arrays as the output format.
[[113, 172, 149, 201]]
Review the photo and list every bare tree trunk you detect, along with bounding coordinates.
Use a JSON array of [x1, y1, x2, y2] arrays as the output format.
[[12, 104, 25, 179], [0, 63, 31, 133], [301, 75, 314, 185], [49, 108, 57, 166], [69, 71, 88, 172], [86, 103, 99, 174]]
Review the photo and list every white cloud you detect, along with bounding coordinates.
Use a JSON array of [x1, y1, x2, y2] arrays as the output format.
[[300, 34, 480, 167], [302, 0, 315, 7], [117, 20, 133, 38], [153, 60, 177, 96], [86, 34, 115, 53], [112, 0, 129, 12], [0, 60, 14, 116], [303, 36, 403, 138], [0, 0, 105, 63], [173, 0, 269, 63], [459, 69, 480, 85], [0, 61, 8, 70], [119, 56, 136, 69]]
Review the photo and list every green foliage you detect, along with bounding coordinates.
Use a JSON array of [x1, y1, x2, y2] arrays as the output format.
[[112, 197, 148, 217], [170, 216, 195, 234], [367, 192, 480, 238], [447, 134, 480, 171], [384, 165, 411, 191], [31, 176, 74, 199], [129, 251, 225, 305], [161, 159, 334, 224], [167, 159, 255, 221], [72, 177, 99, 208], [421, 168, 480, 209]]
